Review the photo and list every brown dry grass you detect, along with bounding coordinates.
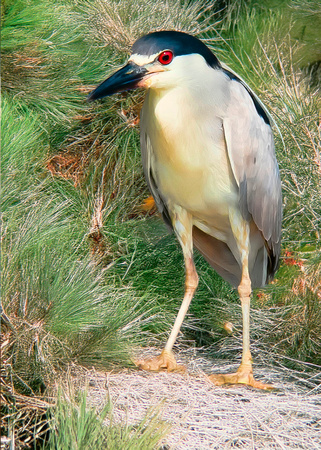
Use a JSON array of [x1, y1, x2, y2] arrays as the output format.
[[1, 325, 54, 449], [74, 348, 321, 449]]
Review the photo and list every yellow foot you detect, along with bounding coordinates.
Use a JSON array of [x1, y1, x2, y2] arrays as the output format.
[[135, 349, 185, 372], [208, 363, 274, 390]]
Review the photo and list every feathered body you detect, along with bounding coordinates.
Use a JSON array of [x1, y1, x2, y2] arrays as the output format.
[[140, 52, 281, 289]]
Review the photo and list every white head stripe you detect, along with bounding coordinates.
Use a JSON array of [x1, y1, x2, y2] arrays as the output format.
[[129, 53, 160, 66]]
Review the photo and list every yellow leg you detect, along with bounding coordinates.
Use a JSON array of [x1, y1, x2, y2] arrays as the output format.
[[164, 256, 198, 353], [135, 208, 198, 372], [209, 219, 273, 389]]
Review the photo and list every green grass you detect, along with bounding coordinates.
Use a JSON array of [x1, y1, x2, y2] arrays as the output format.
[[1, 98, 166, 392], [47, 387, 170, 450]]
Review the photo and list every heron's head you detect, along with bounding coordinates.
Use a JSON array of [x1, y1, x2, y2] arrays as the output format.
[[87, 30, 220, 100]]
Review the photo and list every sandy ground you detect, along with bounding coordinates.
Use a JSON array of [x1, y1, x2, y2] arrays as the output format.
[[80, 348, 321, 449]]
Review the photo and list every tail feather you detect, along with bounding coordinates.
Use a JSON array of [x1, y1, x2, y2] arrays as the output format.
[[193, 226, 269, 289]]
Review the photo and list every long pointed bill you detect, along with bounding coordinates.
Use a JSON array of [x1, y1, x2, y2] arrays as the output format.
[[87, 62, 147, 101]]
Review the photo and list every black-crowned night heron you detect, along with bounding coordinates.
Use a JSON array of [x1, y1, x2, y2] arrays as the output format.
[[88, 31, 282, 389]]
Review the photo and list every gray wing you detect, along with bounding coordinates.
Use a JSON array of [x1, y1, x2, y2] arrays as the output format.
[[140, 105, 173, 230], [223, 79, 282, 276]]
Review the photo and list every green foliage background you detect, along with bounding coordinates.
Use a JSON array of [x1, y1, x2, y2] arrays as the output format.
[[1, 0, 320, 447]]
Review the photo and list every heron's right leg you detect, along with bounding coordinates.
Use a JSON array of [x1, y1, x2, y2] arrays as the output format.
[[135, 208, 198, 372]]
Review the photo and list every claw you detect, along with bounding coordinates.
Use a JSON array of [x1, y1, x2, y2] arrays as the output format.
[[135, 349, 185, 372], [208, 363, 274, 390]]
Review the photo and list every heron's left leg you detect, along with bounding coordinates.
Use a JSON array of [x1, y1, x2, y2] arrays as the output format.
[[209, 218, 273, 389], [135, 208, 198, 372]]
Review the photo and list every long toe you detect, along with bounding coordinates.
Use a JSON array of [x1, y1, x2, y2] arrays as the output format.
[[208, 364, 274, 390], [135, 349, 185, 372]]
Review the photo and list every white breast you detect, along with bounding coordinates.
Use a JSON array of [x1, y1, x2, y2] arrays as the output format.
[[142, 74, 238, 226]]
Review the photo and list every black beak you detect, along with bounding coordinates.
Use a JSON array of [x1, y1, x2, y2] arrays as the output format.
[[87, 62, 147, 101]]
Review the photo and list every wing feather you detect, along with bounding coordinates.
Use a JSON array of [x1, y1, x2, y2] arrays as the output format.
[[223, 79, 282, 275], [140, 109, 172, 230]]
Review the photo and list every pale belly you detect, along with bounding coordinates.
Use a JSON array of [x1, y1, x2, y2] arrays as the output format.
[[150, 130, 238, 240], [143, 87, 239, 241], [155, 156, 236, 213]]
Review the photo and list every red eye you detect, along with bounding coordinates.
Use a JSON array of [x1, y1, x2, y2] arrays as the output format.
[[158, 50, 173, 65]]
